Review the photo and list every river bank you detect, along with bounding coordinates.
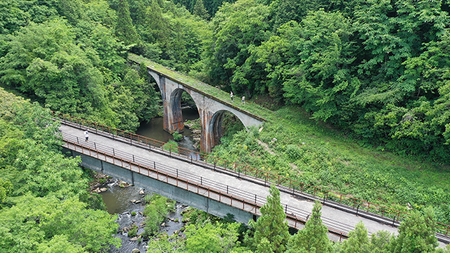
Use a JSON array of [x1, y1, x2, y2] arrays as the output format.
[[90, 174, 188, 253], [96, 107, 199, 252]]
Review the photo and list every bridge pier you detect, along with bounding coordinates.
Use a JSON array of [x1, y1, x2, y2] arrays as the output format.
[[200, 109, 214, 153], [163, 88, 185, 134], [200, 109, 225, 153], [159, 75, 184, 134]]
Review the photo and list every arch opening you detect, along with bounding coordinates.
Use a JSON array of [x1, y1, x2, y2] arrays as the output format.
[[169, 88, 199, 133], [210, 110, 245, 148]]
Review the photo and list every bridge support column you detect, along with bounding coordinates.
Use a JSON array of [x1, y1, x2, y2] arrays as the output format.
[[200, 109, 215, 153], [162, 77, 184, 134]]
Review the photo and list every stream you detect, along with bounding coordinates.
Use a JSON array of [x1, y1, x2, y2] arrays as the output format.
[[102, 108, 199, 253]]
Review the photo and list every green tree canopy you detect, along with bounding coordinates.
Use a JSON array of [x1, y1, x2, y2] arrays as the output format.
[[193, 0, 210, 19], [0, 195, 120, 252], [341, 221, 371, 253], [0, 88, 120, 252], [115, 0, 140, 45], [208, 0, 271, 93], [390, 208, 439, 252], [184, 222, 241, 252]]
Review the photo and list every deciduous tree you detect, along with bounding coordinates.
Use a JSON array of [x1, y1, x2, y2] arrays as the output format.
[[185, 222, 240, 252], [193, 0, 210, 19], [0, 195, 120, 252], [208, 0, 271, 93], [341, 221, 370, 253]]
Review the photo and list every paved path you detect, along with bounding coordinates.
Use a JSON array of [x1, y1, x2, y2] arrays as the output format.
[[59, 123, 448, 246]]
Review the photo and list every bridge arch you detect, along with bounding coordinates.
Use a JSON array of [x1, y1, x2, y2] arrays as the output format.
[[208, 109, 245, 147], [134, 59, 264, 153], [167, 87, 200, 133], [147, 71, 162, 90]]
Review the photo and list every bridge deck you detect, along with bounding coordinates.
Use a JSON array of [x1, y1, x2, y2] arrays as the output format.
[[57, 123, 419, 242]]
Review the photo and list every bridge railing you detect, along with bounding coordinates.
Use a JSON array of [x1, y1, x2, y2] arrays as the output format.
[[54, 111, 450, 239], [61, 131, 352, 238]]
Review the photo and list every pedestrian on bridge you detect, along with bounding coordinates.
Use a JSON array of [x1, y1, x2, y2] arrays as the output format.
[[84, 131, 89, 142], [230, 91, 233, 102], [242, 96, 245, 105]]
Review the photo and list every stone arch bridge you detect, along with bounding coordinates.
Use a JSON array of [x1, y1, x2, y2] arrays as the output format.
[[129, 54, 265, 153]]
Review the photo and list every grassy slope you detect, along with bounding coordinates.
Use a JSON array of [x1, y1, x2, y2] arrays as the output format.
[[211, 105, 450, 224]]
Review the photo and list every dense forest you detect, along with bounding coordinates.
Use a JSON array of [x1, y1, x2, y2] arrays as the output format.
[[1, 0, 450, 252], [0, 88, 121, 251], [1, 0, 450, 161]]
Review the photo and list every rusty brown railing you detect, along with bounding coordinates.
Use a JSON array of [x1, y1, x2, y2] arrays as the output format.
[[54, 111, 450, 240]]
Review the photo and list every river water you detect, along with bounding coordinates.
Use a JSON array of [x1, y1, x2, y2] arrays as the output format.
[[102, 108, 199, 253]]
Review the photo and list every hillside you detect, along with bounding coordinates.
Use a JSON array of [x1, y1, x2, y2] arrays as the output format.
[[212, 105, 450, 225]]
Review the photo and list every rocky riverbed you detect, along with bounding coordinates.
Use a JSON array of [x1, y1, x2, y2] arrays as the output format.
[[90, 173, 188, 253], [184, 119, 201, 150]]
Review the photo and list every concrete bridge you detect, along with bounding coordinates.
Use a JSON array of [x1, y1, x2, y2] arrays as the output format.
[[58, 119, 450, 246], [128, 53, 265, 153]]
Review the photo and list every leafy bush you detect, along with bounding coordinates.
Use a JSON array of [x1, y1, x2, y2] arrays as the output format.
[[143, 194, 175, 237], [128, 225, 138, 237], [285, 145, 303, 161], [163, 140, 179, 153], [173, 131, 183, 142], [185, 118, 201, 130]]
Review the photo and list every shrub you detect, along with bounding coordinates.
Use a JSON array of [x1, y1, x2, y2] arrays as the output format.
[[173, 131, 183, 142], [142, 194, 176, 237], [186, 118, 201, 130], [128, 225, 138, 237], [285, 144, 303, 161], [163, 140, 179, 153], [131, 211, 136, 216]]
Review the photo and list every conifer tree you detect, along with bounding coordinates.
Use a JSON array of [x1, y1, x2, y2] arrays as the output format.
[[286, 201, 332, 252], [369, 230, 392, 253], [246, 184, 290, 253], [193, 0, 210, 20], [115, 0, 140, 45], [341, 221, 370, 253], [390, 208, 438, 253]]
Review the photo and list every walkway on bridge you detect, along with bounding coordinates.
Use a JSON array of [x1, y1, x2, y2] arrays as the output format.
[[58, 123, 408, 242]]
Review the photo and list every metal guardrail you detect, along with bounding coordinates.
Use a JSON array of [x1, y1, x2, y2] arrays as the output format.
[[61, 132, 351, 239], [54, 112, 450, 242]]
